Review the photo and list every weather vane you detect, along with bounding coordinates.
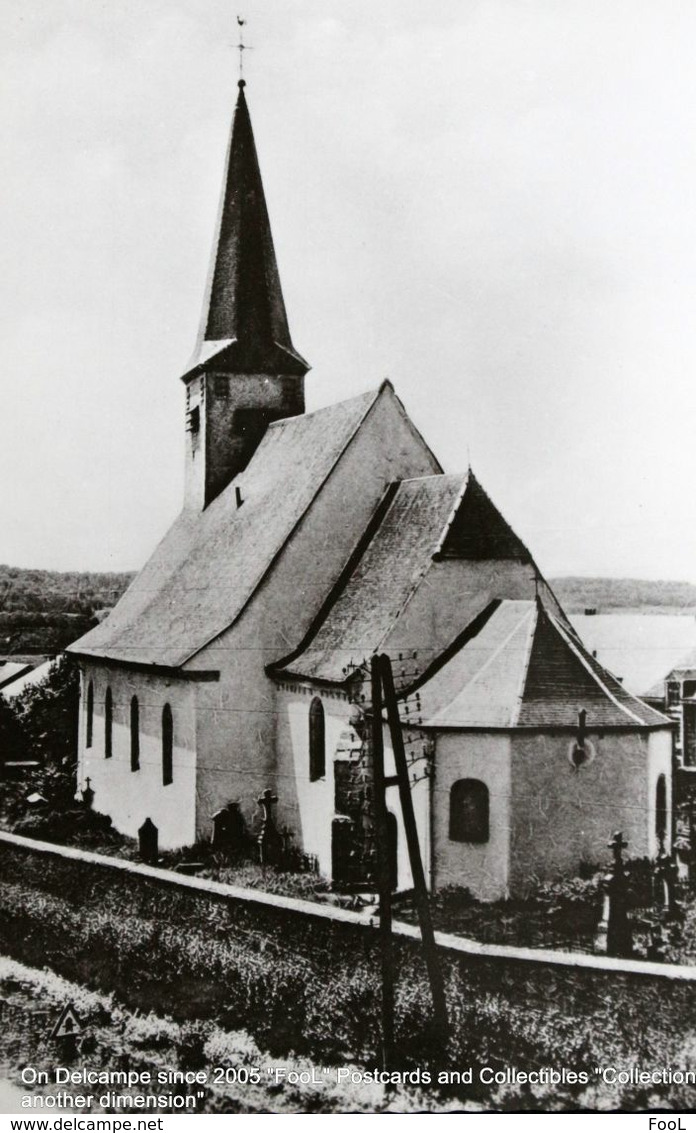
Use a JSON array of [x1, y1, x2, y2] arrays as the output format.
[[236, 15, 251, 81]]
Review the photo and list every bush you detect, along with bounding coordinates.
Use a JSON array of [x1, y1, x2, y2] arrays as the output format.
[[11, 808, 124, 849], [1, 656, 80, 818]]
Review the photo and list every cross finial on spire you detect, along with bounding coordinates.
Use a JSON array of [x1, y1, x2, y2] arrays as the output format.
[[181, 17, 308, 383], [236, 15, 250, 83]]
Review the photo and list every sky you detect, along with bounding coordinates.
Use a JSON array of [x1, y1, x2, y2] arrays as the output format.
[[2, 0, 696, 581]]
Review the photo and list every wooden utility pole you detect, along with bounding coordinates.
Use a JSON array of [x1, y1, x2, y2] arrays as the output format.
[[371, 655, 395, 1071], [379, 653, 448, 1038]]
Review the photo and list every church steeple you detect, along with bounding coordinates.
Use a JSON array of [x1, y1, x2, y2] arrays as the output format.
[[183, 80, 310, 510], [184, 81, 308, 380]]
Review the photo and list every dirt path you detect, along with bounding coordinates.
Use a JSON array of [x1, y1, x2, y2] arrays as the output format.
[[0, 1080, 25, 1114]]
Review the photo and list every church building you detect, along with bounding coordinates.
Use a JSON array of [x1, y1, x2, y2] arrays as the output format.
[[68, 79, 673, 899]]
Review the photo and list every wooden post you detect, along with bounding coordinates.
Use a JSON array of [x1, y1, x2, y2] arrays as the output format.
[[371, 655, 394, 1072], [379, 653, 448, 1038]]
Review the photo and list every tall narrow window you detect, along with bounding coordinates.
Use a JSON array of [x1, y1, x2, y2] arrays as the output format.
[[130, 696, 140, 772], [162, 703, 173, 787], [656, 774, 667, 842], [104, 687, 112, 759], [309, 697, 325, 781], [449, 779, 489, 844], [86, 681, 94, 748]]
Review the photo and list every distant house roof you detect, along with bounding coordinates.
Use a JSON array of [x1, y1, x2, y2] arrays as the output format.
[[417, 600, 670, 730], [0, 661, 33, 691], [651, 646, 696, 694], [569, 613, 696, 698], [1, 659, 54, 700], [67, 385, 397, 669], [271, 470, 565, 687]]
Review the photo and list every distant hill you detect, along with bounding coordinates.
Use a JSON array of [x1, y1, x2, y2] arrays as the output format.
[[0, 566, 135, 656], [2, 566, 696, 657], [549, 576, 696, 614]]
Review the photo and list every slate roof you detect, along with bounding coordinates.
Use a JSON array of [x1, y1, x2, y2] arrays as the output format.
[[183, 81, 307, 380], [68, 386, 385, 669], [417, 600, 670, 730], [273, 475, 464, 683], [271, 469, 557, 686]]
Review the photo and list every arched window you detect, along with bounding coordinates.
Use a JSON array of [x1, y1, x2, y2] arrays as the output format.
[[130, 696, 140, 772], [449, 779, 489, 844], [309, 697, 325, 781], [162, 703, 173, 787], [104, 687, 112, 759], [86, 680, 94, 748], [656, 774, 667, 843]]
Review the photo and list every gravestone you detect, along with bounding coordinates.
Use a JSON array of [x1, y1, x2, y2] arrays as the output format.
[[211, 802, 246, 855], [81, 777, 95, 809], [602, 831, 633, 958], [138, 817, 158, 865], [257, 789, 282, 866]]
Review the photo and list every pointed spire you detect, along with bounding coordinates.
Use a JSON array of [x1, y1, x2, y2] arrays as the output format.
[[183, 81, 309, 380]]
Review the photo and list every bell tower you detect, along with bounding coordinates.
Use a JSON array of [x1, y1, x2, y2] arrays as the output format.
[[182, 79, 309, 510]]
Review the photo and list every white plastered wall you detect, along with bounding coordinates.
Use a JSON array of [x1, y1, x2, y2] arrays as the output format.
[[77, 663, 197, 850], [509, 728, 674, 893], [275, 683, 430, 890], [431, 732, 511, 901]]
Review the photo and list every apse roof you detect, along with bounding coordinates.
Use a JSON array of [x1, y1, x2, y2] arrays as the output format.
[[416, 600, 670, 730]]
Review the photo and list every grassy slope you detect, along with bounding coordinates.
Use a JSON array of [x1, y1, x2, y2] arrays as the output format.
[[0, 957, 430, 1114], [2, 839, 696, 1111]]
